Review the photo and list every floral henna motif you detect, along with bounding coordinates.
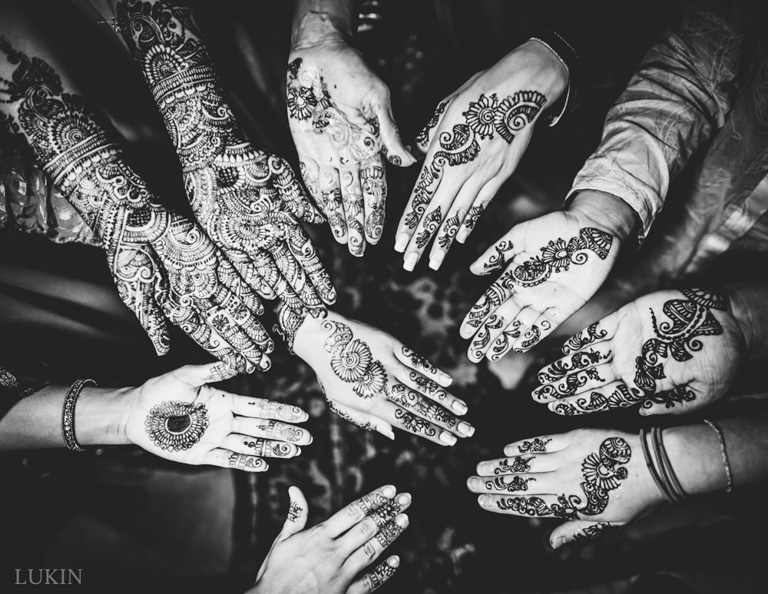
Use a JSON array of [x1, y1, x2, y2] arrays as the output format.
[[494, 456, 532, 475], [394, 408, 437, 436], [145, 401, 209, 451], [485, 476, 535, 492], [518, 437, 551, 453], [387, 384, 456, 428], [322, 320, 388, 399], [633, 289, 727, 408]]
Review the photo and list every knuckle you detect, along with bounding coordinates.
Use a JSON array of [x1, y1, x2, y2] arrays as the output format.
[[362, 541, 377, 559]]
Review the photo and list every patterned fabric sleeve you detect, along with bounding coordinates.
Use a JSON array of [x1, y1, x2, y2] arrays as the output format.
[[565, 7, 743, 243]]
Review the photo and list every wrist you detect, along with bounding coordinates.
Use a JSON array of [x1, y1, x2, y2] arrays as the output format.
[[724, 282, 768, 360], [515, 39, 569, 101], [75, 386, 134, 446], [568, 190, 638, 244], [291, 309, 329, 360], [662, 424, 728, 495], [291, 10, 352, 52]]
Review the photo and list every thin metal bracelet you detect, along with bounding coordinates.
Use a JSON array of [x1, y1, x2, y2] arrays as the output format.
[[62, 379, 97, 453], [703, 419, 733, 493], [652, 426, 687, 502], [639, 428, 675, 503]]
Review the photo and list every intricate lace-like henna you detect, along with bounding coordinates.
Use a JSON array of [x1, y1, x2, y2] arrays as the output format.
[[145, 401, 209, 451], [485, 476, 535, 492], [518, 437, 551, 453], [374, 521, 404, 547], [494, 456, 532, 474], [321, 320, 388, 399], [227, 452, 267, 471], [368, 498, 402, 528], [364, 560, 397, 590], [0, 38, 271, 369], [357, 492, 389, 516], [633, 288, 727, 407], [361, 165, 386, 241], [258, 421, 304, 443], [116, 1, 334, 310]]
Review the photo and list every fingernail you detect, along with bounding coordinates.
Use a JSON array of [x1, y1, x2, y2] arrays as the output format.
[[439, 431, 457, 445], [428, 250, 445, 270], [377, 425, 396, 440], [466, 477, 482, 491], [551, 537, 564, 549], [452, 400, 468, 414], [395, 513, 409, 527], [439, 372, 453, 385], [387, 556, 400, 568], [478, 494, 492, 508], [259, 357, 271, 371], [458, 421, 475, 437], [403, 252, 418, 272], [456, 228, 469, 244], [382, 485, 396, 498], [394, 233, 409, 253], [397, 493, 411, 505]]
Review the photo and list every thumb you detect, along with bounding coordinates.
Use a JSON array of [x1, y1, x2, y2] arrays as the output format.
[[549, 520, 621, 549], [373, 100, 416, 167], [169, 362, 238, 388], [279, 486, 309, 539]]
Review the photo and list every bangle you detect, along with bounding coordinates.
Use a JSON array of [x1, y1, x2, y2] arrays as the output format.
[[62, 378, 97, 453], [639, 428, 675, 503], [528, 29, 581, 126], [652, 426, 687, 503], [703, 420, 733, 493]]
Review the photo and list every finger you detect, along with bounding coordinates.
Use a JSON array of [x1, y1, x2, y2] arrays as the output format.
[[196, 297, 267, 371], [377, 400, 460, 446], [395, 345, 453, 388], [428, 176, 484, 269], [348, 556, 400, 594], [207, 448, 269, 472], [386, 383, 472, 437], [327, 399, 396, 440], [273, 155, 324, 224], [470, 233, 517, 276], [456, 176, 506, 245], [286, 224, 337, 306], [115, 269, 171, 355], [639, 385, 700, 416], [271, 241, 324, 309], [532, 363, 614, 402], [360, 160, 387, 245], [546, 382, 643, 416], [469, 298, 525, 362], [343, 515, 408, 582], [460, 272, 516, 339], [394, 150, 444, 255], [278, 485, 309, 539], [249, 249, 301, 311], [216, 257, 265, 316], [299, 158, 323, 205], [231, 397, 308, 422], [320, 167, 347, 243], [477, 493, 578, 518], [341, 169, 366, 256], [549, 521, 622, 549], [503, 435, 566, 456], [392, 364, 469, 416], [537, 342, 614, 384], [561, 318, 617, 355], [340, 492, 411, 554], [509, 318, 555, 353], [323, 484, 397, 538], [413, 98, 451, 154], [467, 473, 544, 494], [167, 362, 239, 387], [402, 201, 447, 271], [229, 256, 277, 301], [233, 418, 313, 445], [226, 435, 301, 458], [213, 282, 274, 353], [373, 100, 416, 167], [475, 453, 559, 476]]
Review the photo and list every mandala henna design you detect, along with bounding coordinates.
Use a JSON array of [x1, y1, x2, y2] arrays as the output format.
[[287, 502, 303, 523], [518, 437, 551, 453], [494, 456, 532, 474], [322, 320, 388, 399], [633, 288, 727, 408], [116, 2, 334, 310], [485, 476, 535, 492], [145, 401, 209, 451]]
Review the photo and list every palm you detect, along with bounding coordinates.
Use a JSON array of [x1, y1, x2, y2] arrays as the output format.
[[185, 147, 335, 310], [461, 211, 618, 362], [535, 289, 746, 415]]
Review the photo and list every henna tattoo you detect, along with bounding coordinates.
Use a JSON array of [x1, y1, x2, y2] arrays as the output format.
[[358, 492, 389, 516], [572, 522, 618, 541], [483, 239, 514, 273], [496, 495, 579, 519], [144, 401, 209, 451], [520, 321, 551, 350], [518, 437, 551, 453], [287, 502, 303, 523], [437, 209, 463, 249], [494, 456, 532, 474], [470, 313, 504, 360], [538, 349, 609, 383], [488, 321, 521, 359], [374, 521, 403, 547], [563, 323, 608, 355], [227, 452, 267, 471], [364, 560, 397, 590], [394, 408, 437, 436], [552, 384, 645, 415], [415, 206, 442, 248], [246, 398, 305, 421], [461, 204, 485, 236], [415, 99, 449, 147], [326, 399, 374, 431], [322, 320, 388, 399], [361, 165, 386, 241], [258, 421, 304, 443], [401, 346, 437, 375], [387, 384, 457, 428], [368, 498, 402, 528], [243, 439, 294, 457], [407, 372, 448, 400], [534, 367, 604, 400], [485, 476, 535, 492], [631, 289, 727, 408]]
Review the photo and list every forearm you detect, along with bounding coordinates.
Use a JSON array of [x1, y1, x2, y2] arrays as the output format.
[[665, 414, 768, 495], [291, 0, 356, 49], [0, 384, 131, 450], [725, 281, 768, 361]]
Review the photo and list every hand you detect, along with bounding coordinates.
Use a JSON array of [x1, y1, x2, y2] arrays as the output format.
[[459, 209, 619, 361], [293, 313, 474, 446], [124, 363, 312, 471], [394, 40, 568, 271], [534, 288, 746, 416], [287, 42, 415, 256], [248, 485, 409, 594], [467, 428, 663, 549]]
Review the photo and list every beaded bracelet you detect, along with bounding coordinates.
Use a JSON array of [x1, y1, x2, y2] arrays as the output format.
[[703, 419, 733, 493], [62, 379, 97, 453]]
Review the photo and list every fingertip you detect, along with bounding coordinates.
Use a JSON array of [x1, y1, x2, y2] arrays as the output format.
[[387, 555, 400, 568]]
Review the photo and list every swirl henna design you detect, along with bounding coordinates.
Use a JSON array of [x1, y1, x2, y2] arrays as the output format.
[[228, 452, 267, 471], [551, 384, 645, 416], [572, 522, 619, 541], [394, 408, 437, 437], [436, 208, 463, 250], [387, 384, 457, 429], [534, 367, 604, 401], [322, 320, 388, 399], [145, 401, 209, 451], [518, 437, 551, 453], [483, 239, 514, 274], [401, 346, 437, 375], [257, 420, 305, 443], [243, 439, 295, 458], [0, 38, 271, 371], [562, 322, 609, 355], [494, 456, 533, 475], [116, 1, 334, 309], [287, 502, 303, 523], [415, 206, 442, 249], [538, 349, 610, 383], [633, 288, 727, 409], [485, 476, 535, 492], [407, 372, 449, 401]]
